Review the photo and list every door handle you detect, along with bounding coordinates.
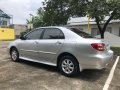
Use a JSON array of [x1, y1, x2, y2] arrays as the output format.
[[35, 41, 39, 44], [56, 41, 62, 45]]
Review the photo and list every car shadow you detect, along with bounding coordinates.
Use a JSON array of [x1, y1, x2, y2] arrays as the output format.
[[75, 69, 107, 82], [19, 59, 108, 82], [19, 59, 58, 72]]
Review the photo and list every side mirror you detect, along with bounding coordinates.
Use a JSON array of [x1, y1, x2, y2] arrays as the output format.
[[20, 35, 26, 40]]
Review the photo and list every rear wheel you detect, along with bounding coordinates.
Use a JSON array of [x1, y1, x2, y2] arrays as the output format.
[[10, 48, 19, 62], [59, 55, 79, 77]]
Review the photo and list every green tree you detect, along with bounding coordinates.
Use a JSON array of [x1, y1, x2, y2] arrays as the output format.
[[26, 8, 45, 28], [69, 0, 120, 38], [43, 0, 70, 26], [26, 0, 86, 27], [27, 0, 120, 39], [69, 0, 87, 17], [33, 8, 45, 28], [87, 0, 120, 38]]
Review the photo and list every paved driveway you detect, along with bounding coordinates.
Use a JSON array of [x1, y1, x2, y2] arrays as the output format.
[[0, 41, 119, 90]]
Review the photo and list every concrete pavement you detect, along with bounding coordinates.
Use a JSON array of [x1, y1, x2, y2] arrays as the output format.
[[0, 41, 119, 90]]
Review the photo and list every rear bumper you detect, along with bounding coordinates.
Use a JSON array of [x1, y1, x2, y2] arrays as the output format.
[[79, 50, 114, 71]]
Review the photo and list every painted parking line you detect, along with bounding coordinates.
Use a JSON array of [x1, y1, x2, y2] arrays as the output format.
[[103, 56, 120, 90]]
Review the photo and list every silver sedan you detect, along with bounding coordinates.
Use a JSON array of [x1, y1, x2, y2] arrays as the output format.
[[8, 27, 113, 77]]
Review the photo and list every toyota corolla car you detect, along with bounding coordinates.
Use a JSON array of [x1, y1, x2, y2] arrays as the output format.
[[8, 26, 113, 76]]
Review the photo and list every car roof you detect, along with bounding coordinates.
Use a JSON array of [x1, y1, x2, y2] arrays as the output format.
[[36, 26, 67, 30]]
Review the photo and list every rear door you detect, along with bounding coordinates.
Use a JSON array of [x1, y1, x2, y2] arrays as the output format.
[[36, 28, 65, 64]]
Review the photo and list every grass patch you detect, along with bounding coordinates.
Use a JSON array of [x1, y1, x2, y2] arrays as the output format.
[[111, 47, 120, 55]]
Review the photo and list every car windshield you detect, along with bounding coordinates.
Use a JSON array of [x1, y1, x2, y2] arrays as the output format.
[[69, 28, 93, 38]]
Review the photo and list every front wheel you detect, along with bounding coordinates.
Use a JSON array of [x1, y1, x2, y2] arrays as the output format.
[[59, 56, 79, 77], [10, 48, 19, 62]]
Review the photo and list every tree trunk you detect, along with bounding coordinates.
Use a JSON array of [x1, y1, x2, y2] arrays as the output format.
[[95, 11, 116, 39], [100, 32, 104, 39], [95, 17, 104, 39]]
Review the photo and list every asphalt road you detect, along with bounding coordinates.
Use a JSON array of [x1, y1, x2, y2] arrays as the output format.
[[0, 41, 119, 90]]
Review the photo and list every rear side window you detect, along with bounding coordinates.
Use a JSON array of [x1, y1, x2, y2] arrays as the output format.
[[70, 28, 93, 38], [25, 29, 43, 40], [59, 31, 65, 39], [43, 28, 65, 39]]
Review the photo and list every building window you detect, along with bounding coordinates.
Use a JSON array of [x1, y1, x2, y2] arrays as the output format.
[[91, 28, 100, 37], [0, 20, 1, 26], [91, 27, 112, 37], [107, 27, 112, 33], [2, 20, 7, 26]]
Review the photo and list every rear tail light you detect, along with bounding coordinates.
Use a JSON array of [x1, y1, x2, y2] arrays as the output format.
[[91, 43, 105, 51]]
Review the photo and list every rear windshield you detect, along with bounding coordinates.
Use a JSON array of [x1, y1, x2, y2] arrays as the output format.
[[69, 28, 93, 38]]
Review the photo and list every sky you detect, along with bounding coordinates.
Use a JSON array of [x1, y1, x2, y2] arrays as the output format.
[[0, 0, 44, 24]]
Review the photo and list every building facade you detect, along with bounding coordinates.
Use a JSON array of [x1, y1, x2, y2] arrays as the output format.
[[0, 9, 11, 28], [10, 24, 27, 38], [67, 17, 120, 37]]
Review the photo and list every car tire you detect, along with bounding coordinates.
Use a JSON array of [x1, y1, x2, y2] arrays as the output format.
[[10, 48, 19, 62], [59, 55, 79, 77]]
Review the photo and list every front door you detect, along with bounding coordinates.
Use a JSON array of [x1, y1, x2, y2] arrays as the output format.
[[19, 29, 43, 60]]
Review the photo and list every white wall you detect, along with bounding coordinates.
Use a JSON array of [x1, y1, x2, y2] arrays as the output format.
[[109, 23, 120, 36], [14, 24, 27, 36], [96, 32, 120, 47]]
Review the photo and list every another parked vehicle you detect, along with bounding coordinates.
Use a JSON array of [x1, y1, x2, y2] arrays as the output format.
[[8, 27, 113, 76]]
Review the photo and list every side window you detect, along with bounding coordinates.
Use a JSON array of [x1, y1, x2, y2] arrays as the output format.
[[43, 28, 64, 39], [59, 31, 65, 39], [25, 29, 43, 40]]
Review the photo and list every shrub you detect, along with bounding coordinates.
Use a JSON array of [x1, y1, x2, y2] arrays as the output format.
[[111, 47, 120, 55]]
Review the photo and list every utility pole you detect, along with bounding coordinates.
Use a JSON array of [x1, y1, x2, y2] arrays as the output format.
[[29, 14, 33, 30]]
